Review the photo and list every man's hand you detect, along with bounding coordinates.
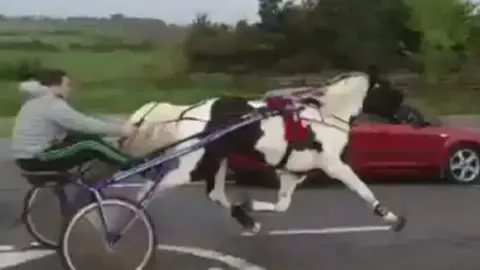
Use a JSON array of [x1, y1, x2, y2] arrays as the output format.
[[121, 122, 137, 137]]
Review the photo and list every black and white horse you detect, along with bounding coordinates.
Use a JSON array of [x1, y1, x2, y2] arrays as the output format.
[[123, 71, 406, 235]]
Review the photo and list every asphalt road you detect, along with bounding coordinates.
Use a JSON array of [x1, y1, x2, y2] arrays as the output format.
[[1, 158, 480, 270]]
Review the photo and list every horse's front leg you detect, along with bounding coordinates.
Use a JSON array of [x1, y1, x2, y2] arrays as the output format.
[[320, 156, 406, 231], [207, 159, 261, 235]]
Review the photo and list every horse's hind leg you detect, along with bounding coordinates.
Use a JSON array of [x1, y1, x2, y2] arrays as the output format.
[[246, 171, 305, 213], [207, 158, 261, 235], [207, 158, 231, 208], [321, 157, 406, 231]]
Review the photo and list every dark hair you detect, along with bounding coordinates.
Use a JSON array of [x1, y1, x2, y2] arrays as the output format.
[[37, 69, 67, 87]]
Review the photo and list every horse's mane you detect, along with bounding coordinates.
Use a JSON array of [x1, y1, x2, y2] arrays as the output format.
[[266, 72, 367, 98], [283, 72, 369, 117]]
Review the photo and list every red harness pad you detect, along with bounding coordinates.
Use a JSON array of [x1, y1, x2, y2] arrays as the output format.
[[227, 97, 308, 169], [265, 96, 308, 143]]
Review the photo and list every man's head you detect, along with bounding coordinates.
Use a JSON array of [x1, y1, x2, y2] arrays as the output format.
[[38, 69, 72, 99]]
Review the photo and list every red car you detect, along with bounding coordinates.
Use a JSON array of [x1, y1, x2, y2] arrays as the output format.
[[229, 105, 480, 186]]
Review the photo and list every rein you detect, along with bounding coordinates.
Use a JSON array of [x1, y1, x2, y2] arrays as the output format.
[[119, 101, 209, 148], [120, 97, 351, 150], [296, 102, 351, 133], [300, 114, 350, 133]]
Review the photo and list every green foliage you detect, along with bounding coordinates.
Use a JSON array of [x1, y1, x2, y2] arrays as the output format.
[[0, 58, 45, 81], [184, 0, 425, 73], [404, 0, 478, 85], [143, 45, 189, 87], [68, 39, 156, 52], [0, 39, 59, 52]]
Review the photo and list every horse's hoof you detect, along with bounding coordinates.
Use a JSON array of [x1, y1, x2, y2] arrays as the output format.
[[390, 216, 407, 232], [241, 222, 262, 236]]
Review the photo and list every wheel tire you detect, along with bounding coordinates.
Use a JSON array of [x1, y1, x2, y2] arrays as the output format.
[[444, 144, 480, 184], [59, 197, 157, 270], [23, 185, 63, 248]]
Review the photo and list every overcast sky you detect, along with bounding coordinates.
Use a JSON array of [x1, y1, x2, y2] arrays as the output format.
[[0, 0, 261, 24]]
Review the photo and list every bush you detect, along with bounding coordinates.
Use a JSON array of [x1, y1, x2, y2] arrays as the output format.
[[0, 39, 59, 52], [0, 58, 46, 81], [68, 39, 155, 52]]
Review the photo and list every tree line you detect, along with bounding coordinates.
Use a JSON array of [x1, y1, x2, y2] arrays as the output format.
[[183, 0, 480, 85]]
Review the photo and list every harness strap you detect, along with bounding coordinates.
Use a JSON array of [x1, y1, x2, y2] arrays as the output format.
[[274, 145, 293, 169], [273, 139, 323, 174]]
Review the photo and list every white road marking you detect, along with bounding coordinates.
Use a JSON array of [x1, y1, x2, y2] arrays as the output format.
[[0, 246, 14, 252], [157, 245, 265, 270], [241, 225, 391, 237], [0, 244, 265, 270], [0, 249, 55, 268]]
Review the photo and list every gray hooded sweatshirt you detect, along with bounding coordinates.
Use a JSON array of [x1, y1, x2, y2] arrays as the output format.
[[18, 80, 50, 102], [11, 90, 124, 159]]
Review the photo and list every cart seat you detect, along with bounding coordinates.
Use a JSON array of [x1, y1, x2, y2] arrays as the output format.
[[21, 170, 70, 186]]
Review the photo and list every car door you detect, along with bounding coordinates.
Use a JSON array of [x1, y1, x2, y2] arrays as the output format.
[[348, 114, 445, 173], [348, 115, 393, 173], [370, 124, 445, 169]]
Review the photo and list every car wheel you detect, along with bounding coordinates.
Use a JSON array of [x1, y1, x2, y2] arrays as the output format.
[[445, 144, 480, 184]]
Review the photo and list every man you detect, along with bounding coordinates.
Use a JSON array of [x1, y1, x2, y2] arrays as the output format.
[[11, 69, 138, 172]]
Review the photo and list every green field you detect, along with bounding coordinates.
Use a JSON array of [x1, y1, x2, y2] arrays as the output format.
[[0, 17, 258, 118], [0, 18, 478, 128]]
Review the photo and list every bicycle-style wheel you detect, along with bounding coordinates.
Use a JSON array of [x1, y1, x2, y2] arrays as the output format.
[[23, 185, 66, 248], [60, 197, 156, 270]]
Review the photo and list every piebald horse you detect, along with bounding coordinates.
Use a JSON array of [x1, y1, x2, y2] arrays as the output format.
[[122, 72, 406, 235]]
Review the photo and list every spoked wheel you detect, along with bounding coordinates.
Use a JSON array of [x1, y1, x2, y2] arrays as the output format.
[[445, 145, 480, 184], [23, 184, 68, 248], [60, 197, 156, 270]]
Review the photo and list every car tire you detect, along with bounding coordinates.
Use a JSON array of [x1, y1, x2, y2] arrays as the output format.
[[444, 144, 480, 184]]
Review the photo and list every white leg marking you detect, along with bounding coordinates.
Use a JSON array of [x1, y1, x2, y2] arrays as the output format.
[[248, 172, 305, 213], [274, 172, 305, 212], [250, 200, 275, 212], [208, 159, 231, 209], [320, 156, 399, 223]]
